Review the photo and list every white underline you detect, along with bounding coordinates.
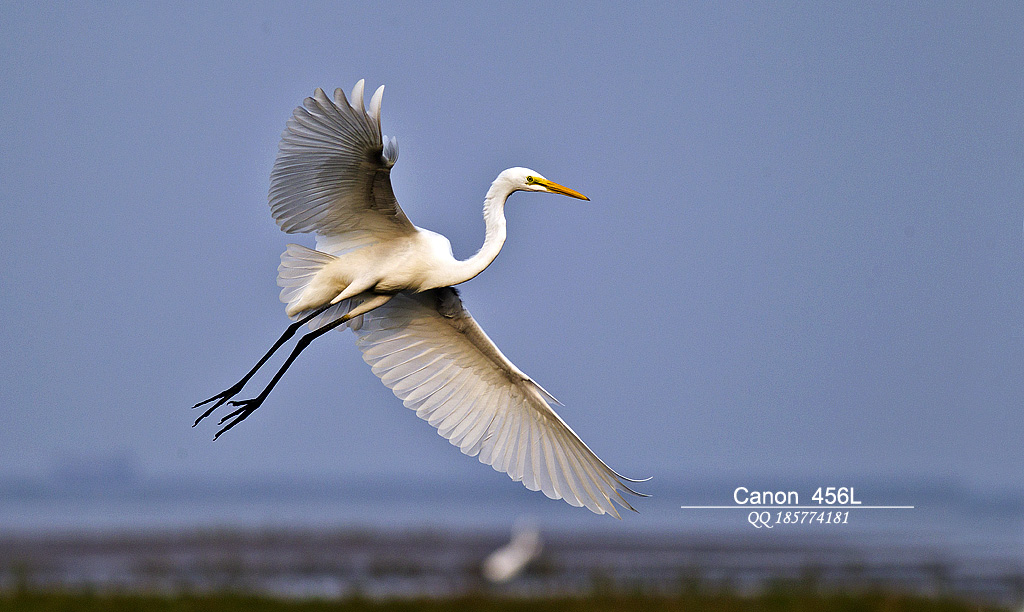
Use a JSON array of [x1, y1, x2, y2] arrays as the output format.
[[679, 505, 914, 509]]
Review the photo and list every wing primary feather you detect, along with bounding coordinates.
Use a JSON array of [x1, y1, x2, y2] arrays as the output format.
[[420, 373, 474, 422], [546, 429, 579, 506], [478, 393, 511, 465], [400, 365, 452, 405], [573, 446, 637, 506], [390, 356, 449, 395], [494, 400, 522, 475], [333, 87, 349, 108], [541, 409, 651, 487], [350, 80, 365, 113], [310, 89, 346, 125], [540, 427, 565, 502], [411, 372, 471, 417], [429, 377, 478, 429], [501, 408, 523, 479], [369, 85, 384, 124], [405, 370, 455, 410], [513, 405, 532, 483], [475, 394, 509, 463], [410, 370, 465, 419], [549, 433, 585, 508], [450, 395, 490, 450], [529, 418, 547, 495], [570, 442, 630, 514], [521, 419, 540, 491], [438, 384, 484, 439], [446, 389, 488, 446], [462, 392, 503, 456], [561, 443, 605, 514], [311, 90, 364, 136]]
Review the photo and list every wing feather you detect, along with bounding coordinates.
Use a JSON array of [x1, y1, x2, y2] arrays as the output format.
[[270, 81, 416, 241], [460, 391, 501, 454], [428, 377, 476, 429], [524, 418, 542, 492], [494, 400, 521, 474], [411, 372, 467, 415], [476, 393, 509, 463], [352, 289, 643, 518], [465, 392, 504, 457], [541, 431, 564, 500]]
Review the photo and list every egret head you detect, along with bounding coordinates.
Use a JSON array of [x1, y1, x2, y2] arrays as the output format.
[[501, 167, 589, 201]]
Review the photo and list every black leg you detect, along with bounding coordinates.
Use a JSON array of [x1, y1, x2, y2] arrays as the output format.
[[212, 314, 351, 440], [193, 305, 331, 427]]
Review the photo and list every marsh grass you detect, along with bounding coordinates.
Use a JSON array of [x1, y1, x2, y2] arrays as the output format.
[[0, 590, 1008, 612]]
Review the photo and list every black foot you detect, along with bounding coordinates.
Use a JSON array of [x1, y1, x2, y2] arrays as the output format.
[[212, 396, 266, 440], [192, 382, 246, 427]]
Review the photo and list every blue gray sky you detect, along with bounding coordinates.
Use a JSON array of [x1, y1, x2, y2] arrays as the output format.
[[1, 2, 1022, 502]]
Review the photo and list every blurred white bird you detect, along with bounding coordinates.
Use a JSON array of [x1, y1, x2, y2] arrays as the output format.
[[482, 521, 543, 583], [194, 80, 645, 518]]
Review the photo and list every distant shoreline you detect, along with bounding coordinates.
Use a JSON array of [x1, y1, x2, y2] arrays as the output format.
[[0, 528, 1020, 607]]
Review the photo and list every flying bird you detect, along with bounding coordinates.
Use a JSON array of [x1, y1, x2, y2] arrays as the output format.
[[482, 520, 543, 583], [194, 80, 645, 518]]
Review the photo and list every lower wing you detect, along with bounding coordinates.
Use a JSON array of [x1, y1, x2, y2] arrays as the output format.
[[348, 288, 646, 518]]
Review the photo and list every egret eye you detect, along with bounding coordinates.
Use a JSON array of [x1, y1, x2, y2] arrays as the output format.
[[526, 176, 535, 183]]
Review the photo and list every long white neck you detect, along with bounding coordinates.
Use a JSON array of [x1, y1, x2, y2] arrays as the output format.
[[439, 176, 512, 287]]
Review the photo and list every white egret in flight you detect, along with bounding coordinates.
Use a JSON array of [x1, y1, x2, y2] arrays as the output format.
[[482, 520, 543, 583], [194, 81, 645, 517]]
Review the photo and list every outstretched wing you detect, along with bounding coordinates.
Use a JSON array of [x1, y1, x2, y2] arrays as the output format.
[[270, 80, 416, 243], [350, 288, 646, 518]]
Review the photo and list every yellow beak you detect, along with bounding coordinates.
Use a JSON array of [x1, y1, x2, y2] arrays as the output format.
[[538, 178, 589, 201]]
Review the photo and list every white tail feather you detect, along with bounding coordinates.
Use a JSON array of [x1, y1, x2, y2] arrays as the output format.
[[278, 244, 337, 318]]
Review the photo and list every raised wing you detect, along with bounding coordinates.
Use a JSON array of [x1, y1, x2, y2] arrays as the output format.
[[270, 80, 416, 242], [350, 288, 646, 518]]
